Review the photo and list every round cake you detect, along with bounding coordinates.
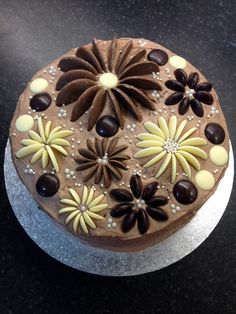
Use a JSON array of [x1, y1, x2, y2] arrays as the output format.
[[9, 37, 229, 251]]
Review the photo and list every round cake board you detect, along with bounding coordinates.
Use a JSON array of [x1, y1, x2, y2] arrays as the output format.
[[4, 141, 234, 276]]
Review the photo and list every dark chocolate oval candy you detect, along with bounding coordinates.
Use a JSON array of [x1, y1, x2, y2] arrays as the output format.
[[165, 92, 183, 106], [96, 115, 119, 137], [130, 174, 142, 198], [165, 80, 185, 92], [137, 208, 149, 234], [147, 49, 168, 66], [30, 93, 51, 112], [187, 72, 199, 89], [110, 188, 133, 202], [173, 180, 198, 204], [110, 203, 133, 217], [36, 173, 60, 197], [194, 91, 213, 105], [205, 123, 225, 144], [122, 211, 137, 232], [174, 69, 187, 85], [146, 207, 168, 221]]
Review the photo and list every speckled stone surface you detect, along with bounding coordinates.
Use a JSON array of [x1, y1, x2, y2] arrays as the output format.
[[0, 0, 236, 313]]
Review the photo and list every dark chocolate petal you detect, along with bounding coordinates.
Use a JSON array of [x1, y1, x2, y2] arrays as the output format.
[[101, 138, 108, 155], [195, 82, 212, 92], [165, 80, 185, 92], [194, 91, 213, 105], [142, 182, 158, 200], [145, 196, 168, 207], [119, 84, 156, 110], [109, 160, 128, 170], [107, 37, 117, 72], [110, 189, 133, 202], [95, 164, 103, 184], [179, 97, 190, 115], [120, 76, 162, 90], [56, 70, 97, 91], [187, 72, 199, 89], [147, 49, 168, 66], [119, 61, 159, 79], [58, 56, 98, 74], [205, 123, 225, 144], [92, 38, 107, 71], [165, 92, 183, 106], [174, 69, 187, 85], [74, 156, 89, 163], [121, 211, 137, 233], [107, 90, 124, 128], [76, 46, 102, 72], [115, 40, 133, 74], [109, 144, 128, 157], [76, 161, 97, 170], [146, 207, 168, 221], [130, 174, 142, 198], [106, 163, 122, 180], [86, 139, 96, 154], [87, 89, 106, 130], [190, 99, 204, 117], [103, 166, 111, 188], [70, 85, 100, 121], [113, 88, 142, 122], [95, 138, 103, 157], [110, 203, 133, 217], [120, 49, 146, 72], [107, 137, 119, 155], [56, 79, 96, 106], [137, 208, 150, 234], [173, 180, 198, 204], [110, 155, 130, 161], [78, 148, 97, 160], [96, 115, 119, 138], [82, 165, 98, 182]]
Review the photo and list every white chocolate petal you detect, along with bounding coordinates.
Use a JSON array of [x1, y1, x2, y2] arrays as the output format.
[[179, 137, 207, 147], [47, 130, 73, 143], [82, 186, 88, 204], [178, 127, 197, 143], [171, 154, 177, 183], [50, 138, 70, 146], [179, 146, 207, 159], [177, 151, 200, 170], [87, 211, 104, 220], [60, 199, 78, 207], [51, 144, 68, 156], [86, 187, 94, 205], [29, 130, 43, 142], [73, 213, 81, 232], [155, 152, 171, 178], [16, 144, 44, 158], [65, 210, 80, 224], [174, 120, 187, 141], [137, 133, 165, 142], [168, 116, 177, 139], [158, 116, 169, 139], [49, 126, 62, 136], [42, 149, 49, 169], [21, 139, 39, 146], [83, 212, 96, 229], [88, 194, 105, 208], [134, 147, 164, 158], [45, 121, 52, 138], [80, 215, 89, 233], [144, 121, 165, 138], [143, 151, 166, 168], [136, 140, 164, 148], [46, 145, 59, 172], [89, 204, 108, 213], [175, 152, 191, 178], [69, 188, 80, 204], [37, 117, 46, 143], [59, 206, 77, 214], [31, 147, 44, 163]]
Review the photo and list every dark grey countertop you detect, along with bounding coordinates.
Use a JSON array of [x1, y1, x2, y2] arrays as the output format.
[[0, 0, 235, 313]]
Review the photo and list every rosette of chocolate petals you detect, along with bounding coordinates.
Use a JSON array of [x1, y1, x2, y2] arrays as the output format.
[[56, 38, 162, 130], [110, 175, 169, 234], [165, 69, 213, 117]]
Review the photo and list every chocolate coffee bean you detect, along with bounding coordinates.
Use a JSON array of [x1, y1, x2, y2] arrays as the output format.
[[30, 93, 51, 112], [36, 173, 60, 197], [96, 115, 119, 137], [147, 49, 168, 66], [205, 123, 225, 144], [173, 180, 198, 204]]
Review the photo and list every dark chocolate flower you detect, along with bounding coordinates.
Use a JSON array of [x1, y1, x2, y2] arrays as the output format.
[[110, 175, 168, 234], [75, 137, 130, 188], [165, 69, 213, 117], [56, 38, 161, 130]]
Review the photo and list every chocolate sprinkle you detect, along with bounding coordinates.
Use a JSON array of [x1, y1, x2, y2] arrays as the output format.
[[36, 173, 60, 197], [30, 93, 51, 112], [205, 123, 225, 144], [173, 180, 198, 204]]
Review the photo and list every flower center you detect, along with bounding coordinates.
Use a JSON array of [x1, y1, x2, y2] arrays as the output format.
[[184, 88, 195, 99], [134, 198, 146, 209], [97, 153, 109, 165], [99, 73, 119, 89], [80, 205, 87, 213], [163, 138, 179, 153]]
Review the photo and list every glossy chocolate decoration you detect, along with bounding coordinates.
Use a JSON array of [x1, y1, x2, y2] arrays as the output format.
[[36, 173, 60, 197], [147, 49, 168, 66], [96, 115, 119, 137], [173, 180, 198, 204], [30, 93, 51, 112], [205, 123, 225, 144]]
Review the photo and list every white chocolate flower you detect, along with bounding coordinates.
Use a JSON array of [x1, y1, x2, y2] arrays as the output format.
[[59, 186, 108, 234], [15, 117, 73, 172], [134, 116, 208, 182]]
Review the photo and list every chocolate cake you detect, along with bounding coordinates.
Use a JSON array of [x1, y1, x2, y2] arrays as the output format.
[[9, 38, 229, 251]]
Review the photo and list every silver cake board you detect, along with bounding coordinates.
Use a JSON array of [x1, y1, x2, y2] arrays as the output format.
[[4, 141, 234, 276]]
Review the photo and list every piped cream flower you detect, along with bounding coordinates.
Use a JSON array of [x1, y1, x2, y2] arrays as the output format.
[[59, 186, 108, 234], [15, 117, 73, 172], [134, 115, 208, 182]]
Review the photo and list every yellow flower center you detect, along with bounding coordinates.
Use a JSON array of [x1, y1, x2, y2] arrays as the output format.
[[99, 73, 119, 89]]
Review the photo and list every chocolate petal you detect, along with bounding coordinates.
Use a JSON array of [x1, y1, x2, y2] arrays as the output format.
[[145, 196, 168, 207], [70, 85, 100, 122], [179, 97, 190, 115], [121, 211, 137, 233], [119, 84, 155, 110], [56, 70, 97, 91], [146, 207, 168, 221], [137, 208, 149, 234], [74, 157, 89, 163], [107, 37, 117, 72], [76, 46, 103, 72], [58, 56, 98, 74], [165, 92, 183, 106], [107, 137, 119, 155], [113, 88, 142, 122], [106, 163, 122, 180], [110, 203, 133, 217], [78, 148, 97, 160], [142, 182, 158, 200], [88, 89, 107, 130], [95, 138, 103, 157], [95, 164, 103, 184], [194, 91, 213, 105], [120, 76, 162, 90], [110, 189, 134, 202], [56, 79, 96, 106], [190, 99, 204, 117], [103, 166, 111, 188], [92, 38, 107, 72], [109, 160, 128, 170], [119, 61, 159, 79], [83, 165, 98, 182], [101, 138, 108, 155], [174, 69, 187, 85], [165, 80, 185, 92], [107, 90, 125, 128], [187, 72, 199, 89], [119, 49, 146, 73], [115, 40, 133, 74], [110, 154, 130, 161], [130, 174, 142, 198], [76, 161, 97, 170], [87, 139, 96, 154], [195, 82, 212, 92], [109, 144, 128, 157]]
